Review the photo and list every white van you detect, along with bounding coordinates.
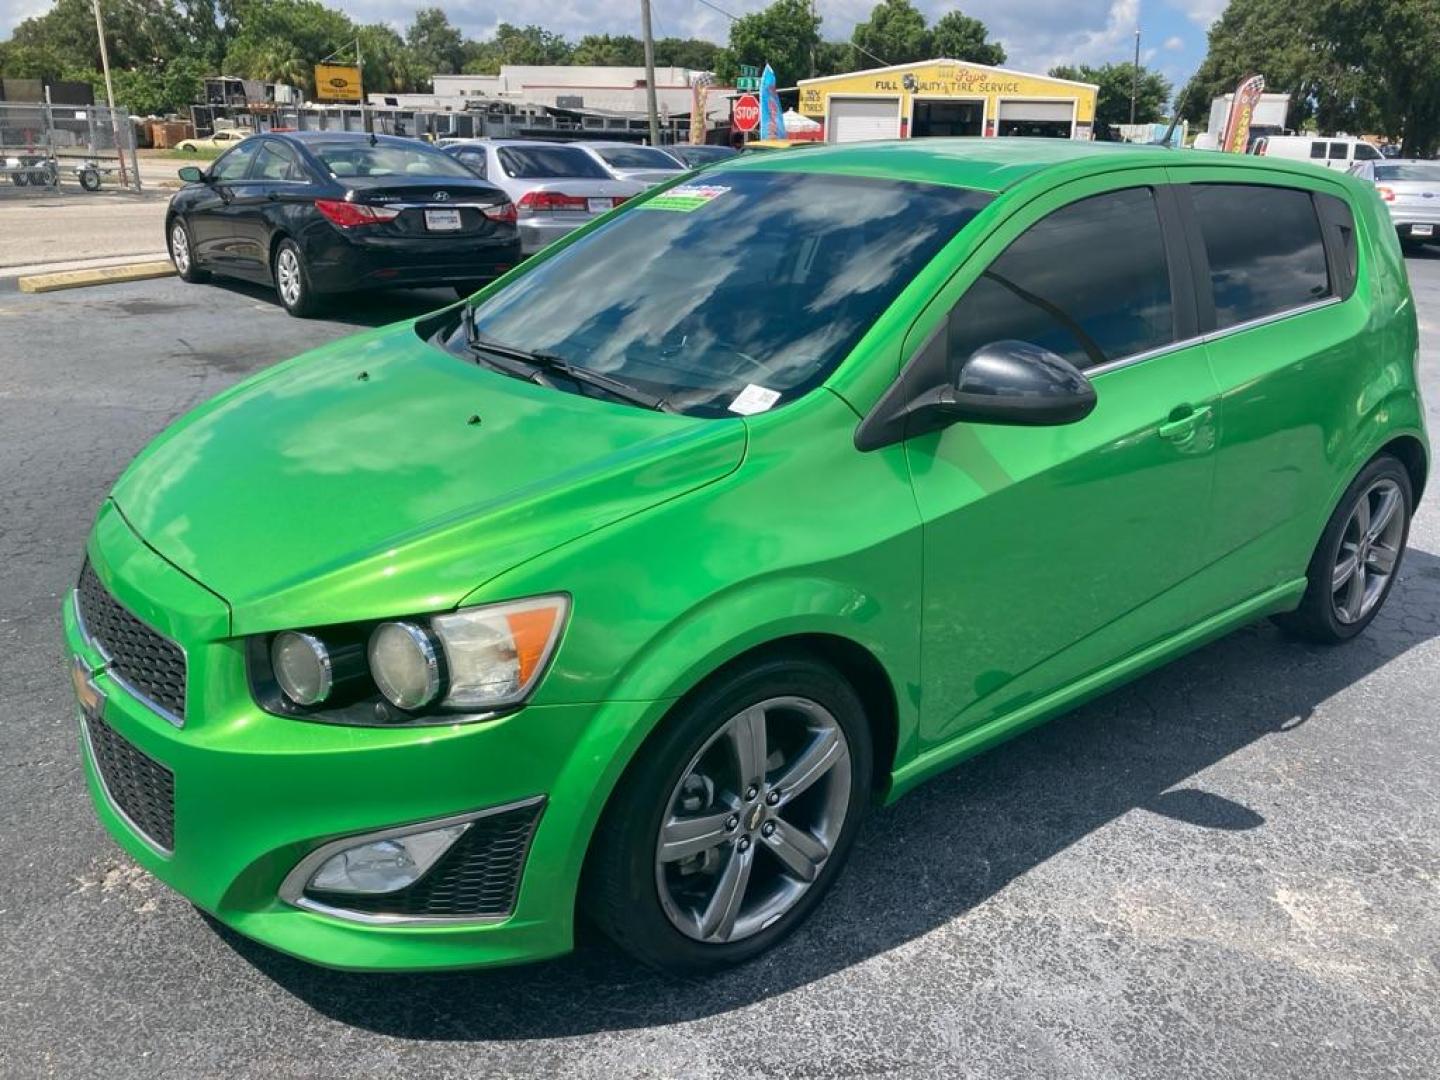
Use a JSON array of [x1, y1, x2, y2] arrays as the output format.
[[1253, 135, 1384, 169]]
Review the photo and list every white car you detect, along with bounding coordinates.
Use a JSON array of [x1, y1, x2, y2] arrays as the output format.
[[444, 139, 647, 254], [1252, 135, 1384, 170]]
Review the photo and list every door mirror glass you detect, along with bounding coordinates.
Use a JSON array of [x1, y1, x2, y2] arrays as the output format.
[[919, 339, 1097, 426], [177, 165, 206, 183]]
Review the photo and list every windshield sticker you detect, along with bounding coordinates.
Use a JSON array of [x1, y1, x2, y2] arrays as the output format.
[[641, 184, 730, 212], [728, 383, 782, 416]]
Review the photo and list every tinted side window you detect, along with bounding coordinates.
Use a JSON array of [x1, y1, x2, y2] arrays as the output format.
[[1310, 141, 1327, 159], [1355, 143, 1381, 161], [252, 141, 304, 181], [947, 187, 1175, 371], [455, 148, 487, 176], [212, 141, 259, 181], [1192, 184, 1330, 329]]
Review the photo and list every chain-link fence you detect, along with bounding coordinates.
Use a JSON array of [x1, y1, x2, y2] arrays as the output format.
[[0, 101, 141, 194]]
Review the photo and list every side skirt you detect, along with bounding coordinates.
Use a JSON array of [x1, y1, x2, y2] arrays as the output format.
[[884, 577, 1307, 804]]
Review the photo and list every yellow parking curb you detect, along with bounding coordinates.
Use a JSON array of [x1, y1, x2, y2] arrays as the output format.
[[18, 260, 176, 294]]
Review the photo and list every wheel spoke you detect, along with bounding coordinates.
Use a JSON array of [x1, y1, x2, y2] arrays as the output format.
[[1332, 552, 1359, 591], [658, 809, 734, 863], [698, 844, 754, 941], [1368, 542, 1398, 575], [1343, 563, 1367, 621], [1367, 486, 1401, 541], [728, 705, 768, 789], [1352, 492, 1371, 539], [772, 725, 842, 806], [763, 820, 829, 882]]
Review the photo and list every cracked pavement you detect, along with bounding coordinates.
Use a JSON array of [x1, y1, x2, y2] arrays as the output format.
[[1, 262, 1438, 1079]]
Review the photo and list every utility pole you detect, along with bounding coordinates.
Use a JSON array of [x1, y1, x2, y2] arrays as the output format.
[[92, 0, 129, 186], [1129, 28, 1140, 125], [640, 0, 661, 146]]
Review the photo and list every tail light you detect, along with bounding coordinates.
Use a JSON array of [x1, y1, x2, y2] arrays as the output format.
[[315, 199, 400, 228], [1377, 185, 1396, 202], [482, 202, 518, 224], [516, 191, 589, 214]]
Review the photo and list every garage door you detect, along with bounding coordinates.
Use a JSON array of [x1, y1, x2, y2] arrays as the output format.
[[828, 97, 900, 144], [997, 100, 1074, 123]]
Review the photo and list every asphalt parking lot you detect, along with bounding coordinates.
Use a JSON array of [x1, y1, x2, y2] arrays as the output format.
[[2, 261, 1439, 1080]]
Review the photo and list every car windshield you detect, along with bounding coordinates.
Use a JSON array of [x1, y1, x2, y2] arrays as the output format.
[[498, 146, 610, 179], [596, 145, 683, 169], [312, 142, 475, 179], [1375, 163, 1440, 182], [458, 170, 991, 416], [674, 146, 736, 165]]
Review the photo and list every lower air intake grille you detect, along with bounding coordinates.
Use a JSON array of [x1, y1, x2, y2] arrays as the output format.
[[303, 800, 544, 919], [84, 711, 176, 852]]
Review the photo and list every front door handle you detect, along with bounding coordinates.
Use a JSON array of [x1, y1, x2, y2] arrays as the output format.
[[1158, 404, 1213, 441]]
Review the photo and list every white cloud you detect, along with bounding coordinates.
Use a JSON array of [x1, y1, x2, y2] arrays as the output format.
[[1163, 34, 1185, 50], [1168, 0, 1226, 29]]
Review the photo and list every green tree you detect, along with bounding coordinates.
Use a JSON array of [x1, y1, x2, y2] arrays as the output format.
[[571, 34, 646, 66], [931, 10, 1005, 66], [723, 0, 821, 89], [404, 7, 464, 77], [813, 40, 852, 77], [653, 37, 724, 71], [1049, 62, 1172, 131], [1313, 0, 1440, 155], [850, 0, 931, 69], [357, 23, 421, 94], [221, 0, 355, 95], [10, 0, 188, 72]]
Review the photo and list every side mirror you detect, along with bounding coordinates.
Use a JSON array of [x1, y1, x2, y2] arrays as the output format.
[[917, 340, 1097, 427], [177, 165, 206, 184], [854, 336, 1097, 451]]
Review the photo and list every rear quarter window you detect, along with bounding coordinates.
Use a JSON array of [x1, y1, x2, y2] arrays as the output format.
[[1191, 184, 1331, 329]]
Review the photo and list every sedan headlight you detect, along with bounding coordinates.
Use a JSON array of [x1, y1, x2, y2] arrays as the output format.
[[248, 594, 569, 725]]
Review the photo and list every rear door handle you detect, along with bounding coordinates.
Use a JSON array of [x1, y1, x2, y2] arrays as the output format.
[[1158, 404, 1212, 441]]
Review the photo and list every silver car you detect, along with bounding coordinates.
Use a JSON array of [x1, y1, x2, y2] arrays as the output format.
[[574, 141, 689, 186], [1351, 159, 1440, 245], [444, 139, 646, 254]]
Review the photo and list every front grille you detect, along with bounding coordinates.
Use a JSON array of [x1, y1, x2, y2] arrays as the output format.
[[84, 711, 176, 852], [76, 561, 187, 723], [303, 800, 544, 919]]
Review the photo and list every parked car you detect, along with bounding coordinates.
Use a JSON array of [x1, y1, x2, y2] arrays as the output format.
[[165, 131, 520, 316], [1252, 134, 1384, 170], [71, 140, 1428, 976], [740, 138, 822, 152], [573, 140, 688, 185], [174, 128, 253, 154], [1350, 158, 1440, 247], [444, 138, 646, 254], [668, 144, 739, 168]]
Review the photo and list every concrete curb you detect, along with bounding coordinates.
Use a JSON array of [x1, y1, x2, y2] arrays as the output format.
[[18, 260, 176, 294]]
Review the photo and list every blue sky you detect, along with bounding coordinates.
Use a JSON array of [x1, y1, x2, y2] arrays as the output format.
[[0, 0, 1226, 100]]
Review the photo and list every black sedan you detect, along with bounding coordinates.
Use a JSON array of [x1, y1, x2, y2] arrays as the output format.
[[165, 131, 521, 316]]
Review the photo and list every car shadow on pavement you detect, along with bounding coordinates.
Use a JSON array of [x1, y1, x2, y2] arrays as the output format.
[[211, 545, 1440, 1039], [205, 276, 458, 328]]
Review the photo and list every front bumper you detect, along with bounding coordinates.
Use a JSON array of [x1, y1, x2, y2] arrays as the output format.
[[65, 512, 654, 971]]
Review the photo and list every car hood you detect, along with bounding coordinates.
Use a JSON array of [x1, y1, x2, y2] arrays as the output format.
[[111, 321, 746, 634]]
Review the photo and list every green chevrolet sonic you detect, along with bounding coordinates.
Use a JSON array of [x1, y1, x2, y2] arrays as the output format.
[[67, 139, 1428, 973]]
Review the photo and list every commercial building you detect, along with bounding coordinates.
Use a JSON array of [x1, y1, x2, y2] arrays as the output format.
[[797, 59, 1098, 143]]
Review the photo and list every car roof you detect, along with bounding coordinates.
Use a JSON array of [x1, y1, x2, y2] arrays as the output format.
[[711, 137, 1356, 194], [271, 131, 439, 149]]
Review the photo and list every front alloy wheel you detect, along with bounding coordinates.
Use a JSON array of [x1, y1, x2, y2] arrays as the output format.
[[587, 653, 872, 973], [169, 219, 208, 283]]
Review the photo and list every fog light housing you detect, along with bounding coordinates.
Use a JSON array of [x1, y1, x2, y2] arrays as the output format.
[[305, 823, 468, 895]]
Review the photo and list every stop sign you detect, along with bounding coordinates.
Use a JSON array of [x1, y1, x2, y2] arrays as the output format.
[[733, 94, 760, 133]]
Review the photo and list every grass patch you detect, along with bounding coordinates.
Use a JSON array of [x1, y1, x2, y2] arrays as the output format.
[[151, 147, 223, 161]]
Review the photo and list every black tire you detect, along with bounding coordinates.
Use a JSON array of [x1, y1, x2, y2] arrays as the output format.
[[453, 281, 486, 299], [1274, 453, 1413, 644], [585, 651, 872, 974], [272, 238, 322, 317], [10, 171, 28, 187], [78, 166, 100, 192], [167, 217, 209, 284]]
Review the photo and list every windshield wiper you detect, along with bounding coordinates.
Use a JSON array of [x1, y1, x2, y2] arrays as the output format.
[[460, 308, 672, 412]]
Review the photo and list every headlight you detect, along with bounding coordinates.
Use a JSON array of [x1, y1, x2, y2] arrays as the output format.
[[248, 594, 569, 725]]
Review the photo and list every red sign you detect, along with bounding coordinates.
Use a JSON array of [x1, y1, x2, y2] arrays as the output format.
[[733, 94, 760, 133]]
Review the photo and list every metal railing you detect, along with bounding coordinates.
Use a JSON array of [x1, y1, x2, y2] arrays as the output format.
[[0, 100, 142, 194]]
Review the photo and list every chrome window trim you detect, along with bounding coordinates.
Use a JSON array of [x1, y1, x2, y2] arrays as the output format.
[[1085, 295, 1344, 379], [77, 702, 174, 859], [278, 795, 546, 926], [72, 587, 188, 730]]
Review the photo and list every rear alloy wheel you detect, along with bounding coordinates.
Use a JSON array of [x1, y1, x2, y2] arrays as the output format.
[[273, 239, 320, 317], [1275, 454, 1413, 643], [168, 218, 208, 283], [587, 654, 872, 973]]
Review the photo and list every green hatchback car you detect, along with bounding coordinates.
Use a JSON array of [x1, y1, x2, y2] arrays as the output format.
[[67, 139, 1428, 974]]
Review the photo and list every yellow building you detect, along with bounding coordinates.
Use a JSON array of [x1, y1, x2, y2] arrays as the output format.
[[797, 59, 1099, 144]]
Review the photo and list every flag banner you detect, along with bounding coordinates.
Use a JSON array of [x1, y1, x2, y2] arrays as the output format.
[[760, 63, 786, 140], [1221, 74, 1265, 154]]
